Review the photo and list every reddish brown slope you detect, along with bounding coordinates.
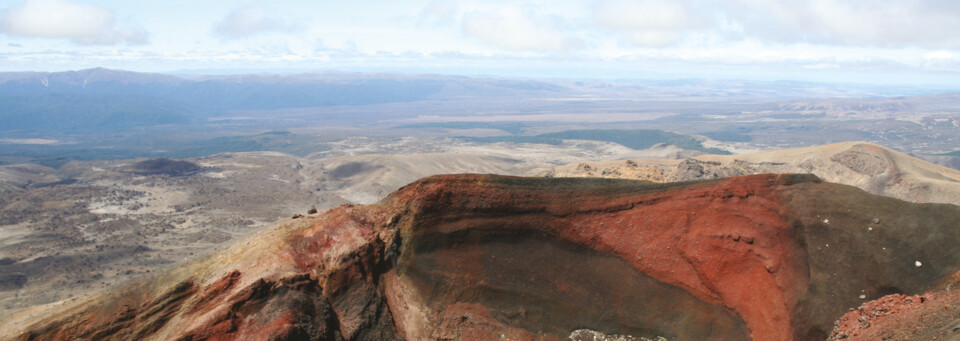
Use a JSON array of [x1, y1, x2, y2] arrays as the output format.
[[10, 174, 960, 341], [385, 174, 803, 340], [828, 287, 960, 341]]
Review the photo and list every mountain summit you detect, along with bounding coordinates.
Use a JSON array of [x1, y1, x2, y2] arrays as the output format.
[[9, 174, 960, 340]]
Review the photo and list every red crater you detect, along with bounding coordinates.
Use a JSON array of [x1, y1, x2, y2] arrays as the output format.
[[14, 174, 960, 341]]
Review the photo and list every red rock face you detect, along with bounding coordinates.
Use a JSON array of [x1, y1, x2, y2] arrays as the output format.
[[18, 280, 197, 340], [389, 174, 804, 340], [14, 174, 960, 341], [828, 271, 960, 340], [178, 273, 342, 341]]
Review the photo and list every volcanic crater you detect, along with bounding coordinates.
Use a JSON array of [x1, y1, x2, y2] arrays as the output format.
[[10, 173, 960, 341]]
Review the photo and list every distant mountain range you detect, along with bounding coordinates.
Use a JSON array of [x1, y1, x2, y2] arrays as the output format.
[[5, 68, 959, 135], [0, 68, 564, 132]]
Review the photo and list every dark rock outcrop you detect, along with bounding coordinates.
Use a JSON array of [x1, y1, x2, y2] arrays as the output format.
[[129, 158, 203, 176]]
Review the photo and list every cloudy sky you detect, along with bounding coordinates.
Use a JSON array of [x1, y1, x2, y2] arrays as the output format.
[[1, 0, 959, 86]]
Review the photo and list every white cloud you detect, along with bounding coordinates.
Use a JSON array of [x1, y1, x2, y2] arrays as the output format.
[[419, 0, 459, 27], [591, 0, 960, 49], [629, 31, 684, 48], [726, 0, 960, 49], [461, 6, 579, 52], [594, 0, 708, 31], [0, 0, 147, 45], [213, 4, 297, 39], [801, 63, 841, 70], [592, 0, 711, 47], [925, 51, 957, 60], [1, 0, 958, 86]]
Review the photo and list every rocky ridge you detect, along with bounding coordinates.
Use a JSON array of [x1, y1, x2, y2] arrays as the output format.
[[541, 141, 960, 206]]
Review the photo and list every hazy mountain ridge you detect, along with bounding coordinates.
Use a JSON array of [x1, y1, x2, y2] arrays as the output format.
[[0, 68, 568, 133], [0, 93, 194, 132], [0, 68, 565, 111]]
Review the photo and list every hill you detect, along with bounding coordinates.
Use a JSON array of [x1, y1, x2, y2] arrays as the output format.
[[541, 141, 960, 205], [302, 153, 535, 203]]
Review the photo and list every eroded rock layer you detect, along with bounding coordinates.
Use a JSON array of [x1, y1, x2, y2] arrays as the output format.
[[10, 174, 960, 341]]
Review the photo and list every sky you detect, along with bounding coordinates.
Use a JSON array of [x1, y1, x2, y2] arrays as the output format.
[[1, 0, 959, 86]]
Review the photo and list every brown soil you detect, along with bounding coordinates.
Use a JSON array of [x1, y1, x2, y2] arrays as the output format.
[[828, 290, 960, 341]]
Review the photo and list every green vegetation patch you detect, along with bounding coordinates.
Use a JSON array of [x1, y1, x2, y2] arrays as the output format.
[[0, 131, 335, 168], [702, 131, 753, 142], [464, 129, 731, 154], [130, 158, 203, 176], [167, 131, 333, 158], [937, 150, 960, 157], [397, 122, 527, 135]]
